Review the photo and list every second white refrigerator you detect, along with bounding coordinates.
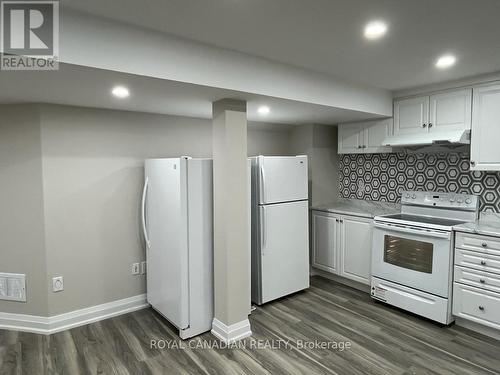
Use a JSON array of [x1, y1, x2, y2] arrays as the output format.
[[250, 155, 310, 305], [142, 157, 213, 339]]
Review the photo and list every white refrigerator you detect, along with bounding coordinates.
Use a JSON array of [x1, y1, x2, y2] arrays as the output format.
[[141, 157, 213, 339], [250, 155, 310, 305]]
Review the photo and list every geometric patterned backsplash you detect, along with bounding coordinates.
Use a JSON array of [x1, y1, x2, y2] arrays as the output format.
[[339, 152, 500, 213]]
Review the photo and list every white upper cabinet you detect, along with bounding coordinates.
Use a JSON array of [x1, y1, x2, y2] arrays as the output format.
[[429, 89, 472, 131], [338, 123, 365, 154], [364, 119, 392, 153], [470, 83, 500, 171], [394, 96, 429, 135], [338, 118, 392, 154], [394, 88, 472, 136]]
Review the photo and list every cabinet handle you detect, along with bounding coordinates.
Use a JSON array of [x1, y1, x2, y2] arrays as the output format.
[[481, 260, 487, 266], [362, 145, 367, 149], [470, 161, 476, 167], [480, 279, 486, 284], [428, 123, 433, 128], [422, 123, 427, 128], [482, 242, 487, 248], [340, 219, 344, 223], [478, 306, 485, 311], [336, 219, 339, 222], [357, 145, 362, 149]]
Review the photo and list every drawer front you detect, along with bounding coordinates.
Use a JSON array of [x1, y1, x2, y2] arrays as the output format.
[[455, 249, 500, 276], [454, 266, 500, 294], [456, 232, 500, 257], [453, 283, 500, 330]]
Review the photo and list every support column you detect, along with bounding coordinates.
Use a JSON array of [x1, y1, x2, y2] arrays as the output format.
[[211, 99, 252, 343]]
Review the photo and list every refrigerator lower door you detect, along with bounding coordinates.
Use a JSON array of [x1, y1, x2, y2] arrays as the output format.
[[145, 158, 189, 330], [258, 156, 308, 205], [258, 200, 309, 304]]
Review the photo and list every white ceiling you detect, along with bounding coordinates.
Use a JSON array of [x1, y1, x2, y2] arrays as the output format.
[[0, 63, 378, 125], [63, 0, 500, 90]]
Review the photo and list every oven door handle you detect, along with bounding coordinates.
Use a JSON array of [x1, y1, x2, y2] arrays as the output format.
[[374, 222, 450, 240]]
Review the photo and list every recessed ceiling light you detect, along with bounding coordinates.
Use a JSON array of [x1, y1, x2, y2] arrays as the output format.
[[257, 106, 270, 115], [111, 86, 130, 98], [435, 54, 457, 69], [364, 20, 388, 40]]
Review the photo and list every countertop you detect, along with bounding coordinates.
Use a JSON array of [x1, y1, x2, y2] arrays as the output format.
[[453, 212, 500, 238], [311, 198, 401, 219]]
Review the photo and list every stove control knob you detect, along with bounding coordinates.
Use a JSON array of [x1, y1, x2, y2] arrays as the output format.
[[457, 198, 463, 204], [405, 193, 410, 199], [465, 198, 472, 204], [449, 197, 455, 203], [412, 194, 416, 199]]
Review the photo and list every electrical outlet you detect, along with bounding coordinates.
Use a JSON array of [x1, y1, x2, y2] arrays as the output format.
[[52, 276, 64, 292], [131, 263, 140, 275], [141, 261, 147, 275]]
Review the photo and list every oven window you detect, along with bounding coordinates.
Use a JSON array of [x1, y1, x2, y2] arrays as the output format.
[[384, 235, 433, 274]]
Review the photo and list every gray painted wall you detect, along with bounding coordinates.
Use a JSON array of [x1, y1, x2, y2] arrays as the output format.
[[290, 124, 339, 206], [0, 104, 295, 316], [0, 105, 48, 315]]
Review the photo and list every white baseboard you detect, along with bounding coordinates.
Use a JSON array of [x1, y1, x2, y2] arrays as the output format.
[[0, 294, 149, 335], [211, 318, 252, 344]]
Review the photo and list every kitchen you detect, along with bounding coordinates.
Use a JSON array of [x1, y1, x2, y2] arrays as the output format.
[[1, 1, 500, 374], [312, 83, 500, 336]]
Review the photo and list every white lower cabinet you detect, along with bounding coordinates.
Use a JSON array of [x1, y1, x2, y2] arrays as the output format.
[[312, 211, 340, 273], [453, 283, 500, 330], [453, 232, 500, 332], [340, 216, 373, 284], [312, 210, 372, 285]]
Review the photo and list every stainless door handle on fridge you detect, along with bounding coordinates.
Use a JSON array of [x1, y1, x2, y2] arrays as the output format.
[[260, 163, 266, 204], [373, 221, 450, 239], [261, 206, 267, 255], [141, 177, 151, 248]]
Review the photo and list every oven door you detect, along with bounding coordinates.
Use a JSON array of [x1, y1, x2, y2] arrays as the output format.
[[372, 221, 452, 298]]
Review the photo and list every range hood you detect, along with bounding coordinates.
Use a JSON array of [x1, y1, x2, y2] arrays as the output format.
[[382, 129, 471, 148]]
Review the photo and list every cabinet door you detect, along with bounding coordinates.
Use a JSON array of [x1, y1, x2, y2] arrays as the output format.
[[312, 211, 339, 274], [394, 96, 429, 135], [364, 118, 393, 153], [471, 84, 500, 171], [340, 216, 372, 285], [338, 123, 365, 154], [429, 89, 472, 131]]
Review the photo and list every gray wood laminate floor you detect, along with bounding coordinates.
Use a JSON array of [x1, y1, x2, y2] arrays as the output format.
[[1, 276, 499, 375]]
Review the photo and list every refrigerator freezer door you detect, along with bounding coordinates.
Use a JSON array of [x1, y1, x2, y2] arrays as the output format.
[[259, 200, 309, 304], [145, 158, 190, 329], [258, 156, 308, 205]]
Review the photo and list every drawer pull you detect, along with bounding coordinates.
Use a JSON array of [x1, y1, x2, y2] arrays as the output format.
[[480, 279, 486, 284], [478, 306, 485, 311], [481, 261, 487, 266], [482, 242, 488, 248]]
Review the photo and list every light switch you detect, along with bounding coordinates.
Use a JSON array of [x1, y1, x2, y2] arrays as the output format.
[[0, 278, 7, 297], [7, 278, 23, 299], [0, 273, 26, 302]]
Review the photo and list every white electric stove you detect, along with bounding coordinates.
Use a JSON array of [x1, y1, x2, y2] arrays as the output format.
[[371, 190, 479, 324]]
